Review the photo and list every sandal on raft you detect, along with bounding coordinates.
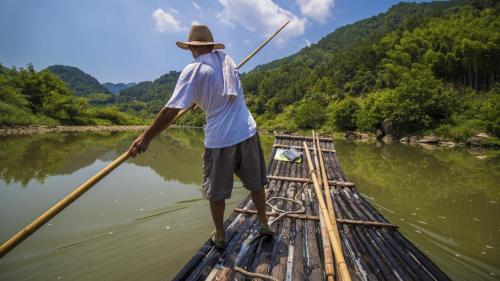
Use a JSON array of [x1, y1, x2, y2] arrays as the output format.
[[259, 224, 274, 236], [210, 230, 227, 249]]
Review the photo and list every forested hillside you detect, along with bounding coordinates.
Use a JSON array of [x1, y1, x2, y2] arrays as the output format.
[[242, 0, 499, 140], [102, 82, 136, 94], [1, 0, 498, 143], [0, 65, 139, 126], [114, 71, 180, 119], [46, 65, 111, 96]]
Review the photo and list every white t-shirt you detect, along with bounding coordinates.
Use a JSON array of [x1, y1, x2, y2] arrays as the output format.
[[166, 52, 257, 148]]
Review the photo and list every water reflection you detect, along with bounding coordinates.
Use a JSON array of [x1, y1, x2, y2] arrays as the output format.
[[0, 129, 274, 187], [0, 129, 258, 281], [0, 132, 131, 186], [0, 132, 498, 280], [334, 140, 500, 280]]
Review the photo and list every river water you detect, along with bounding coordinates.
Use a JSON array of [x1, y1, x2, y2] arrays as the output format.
[[0, 129, 498, 280]]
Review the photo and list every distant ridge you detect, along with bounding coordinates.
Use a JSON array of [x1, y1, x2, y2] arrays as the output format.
[[102, 82, 137, 94], [46, 65, 111, 96], [117, 71, 180, 105]]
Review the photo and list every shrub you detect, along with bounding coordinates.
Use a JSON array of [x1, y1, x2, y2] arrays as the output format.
[[356, 65, 453, 133], [329, 97, 360, 131], [89, 107, 140, 125], [295, 99, 326, 129], [0, 101, 58, 126], [434, 119, 486, 141]]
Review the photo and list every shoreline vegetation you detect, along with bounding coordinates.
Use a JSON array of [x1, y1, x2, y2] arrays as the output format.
[[1, 125, 497, 152], [1, 1, 498, 149], [0, 125, 203, 136]]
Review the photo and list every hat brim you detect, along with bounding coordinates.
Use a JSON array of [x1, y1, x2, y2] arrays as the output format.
[[176, 41, 225, 50]]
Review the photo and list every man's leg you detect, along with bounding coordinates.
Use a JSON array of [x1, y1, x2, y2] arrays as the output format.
[[251, 188, 268, 226], [209, 199, 225, 240]]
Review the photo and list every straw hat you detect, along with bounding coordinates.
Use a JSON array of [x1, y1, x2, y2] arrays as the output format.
[[176, 25, 225, 50]]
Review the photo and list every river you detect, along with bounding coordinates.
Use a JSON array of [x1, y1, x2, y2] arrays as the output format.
[[0, 129, 498, 280]]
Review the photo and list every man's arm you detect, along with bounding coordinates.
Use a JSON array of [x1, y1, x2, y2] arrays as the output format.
[[128, 107, 181, 157]]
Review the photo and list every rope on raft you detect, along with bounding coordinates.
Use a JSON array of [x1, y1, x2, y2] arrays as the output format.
[[232, 176, 312, 280]]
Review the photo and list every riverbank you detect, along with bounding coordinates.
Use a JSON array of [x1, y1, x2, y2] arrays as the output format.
[[337, 130, 500, 149], [0, 125, 150, 136], [0, 125, 209, 136], [3, 125, 499, 152]]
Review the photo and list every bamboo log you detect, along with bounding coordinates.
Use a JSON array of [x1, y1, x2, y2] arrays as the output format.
[[0, 106, 193, 259], [303, 141, 352, 281], [272, 143, 336, 153], [266, 175, 355, 187], [314, 133, 336, 281], [320, 214, 335, 280], [314, 133, 336, 225], [300, 158, 324, 280], [275, 134, 333, 141]]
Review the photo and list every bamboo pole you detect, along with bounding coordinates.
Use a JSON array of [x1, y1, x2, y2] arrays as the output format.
[[236, 21, 289, 70], [313, 131, 335, 281], [272, 143, 336, 153], [315, 133, 336, 225], [313, 132, 334, 281], [313, 131, 335, 222], [266, 175, 355, 187], [0, 106, 192, 259], [320, 214, 335, 280], [303, 142, 352, 281], [233, 208, 398, 228]]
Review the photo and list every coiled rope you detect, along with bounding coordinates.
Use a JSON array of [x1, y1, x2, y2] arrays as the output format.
[[233, 176, 312, 280]]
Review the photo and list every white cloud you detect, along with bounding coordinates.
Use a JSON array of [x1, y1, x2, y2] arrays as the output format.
[[297, 0, 334, 24], [192, 20, 201, 25], [169, 8, 179, 14], [192, 1, 201, 10], [217, 0, 306, 43], [152, 9, 185, 33], [243, 39, 251, 45], [304, 38, 311, 47]]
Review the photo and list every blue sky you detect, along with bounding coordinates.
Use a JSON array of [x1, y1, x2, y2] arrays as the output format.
[[0, 0, 431, 83]]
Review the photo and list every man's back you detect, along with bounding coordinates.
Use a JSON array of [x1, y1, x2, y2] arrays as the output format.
[[166, 51, 256, 148]]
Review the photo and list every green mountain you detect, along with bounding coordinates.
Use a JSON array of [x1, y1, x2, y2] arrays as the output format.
[[114, 71, 180, 119], [241, 0, 499, 139], [117, 71, 179, 103], [102, 82, 136, 94], [3, 0, 497, 143], [0, 64, 140, 126], [46, 65, 111, 96]]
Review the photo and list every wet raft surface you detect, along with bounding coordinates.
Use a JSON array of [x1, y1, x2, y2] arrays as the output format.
[[173, 135, 450, 281]]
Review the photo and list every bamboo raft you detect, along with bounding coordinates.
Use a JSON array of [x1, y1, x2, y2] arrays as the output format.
[[172, 134, 450, 281]]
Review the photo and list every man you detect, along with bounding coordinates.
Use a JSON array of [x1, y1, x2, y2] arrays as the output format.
[[128, 25, 272, 249]]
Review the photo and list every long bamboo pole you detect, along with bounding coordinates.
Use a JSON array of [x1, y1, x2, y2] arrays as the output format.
[[315, 133, 336, 224], [0, 21, 291, 259], [303, 142, 352, 281], [312, 132, 334, 280], [320, 214, 335, 280], [236, 21, 289, 70], [313, 131, 335, 222]]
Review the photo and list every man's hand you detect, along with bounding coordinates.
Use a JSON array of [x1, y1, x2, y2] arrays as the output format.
[[127, 107, 182, 158], [128, 134, 150, 157]]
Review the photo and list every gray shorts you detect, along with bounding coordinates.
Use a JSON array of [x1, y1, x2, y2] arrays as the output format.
[[202, 133, 268, 201]]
